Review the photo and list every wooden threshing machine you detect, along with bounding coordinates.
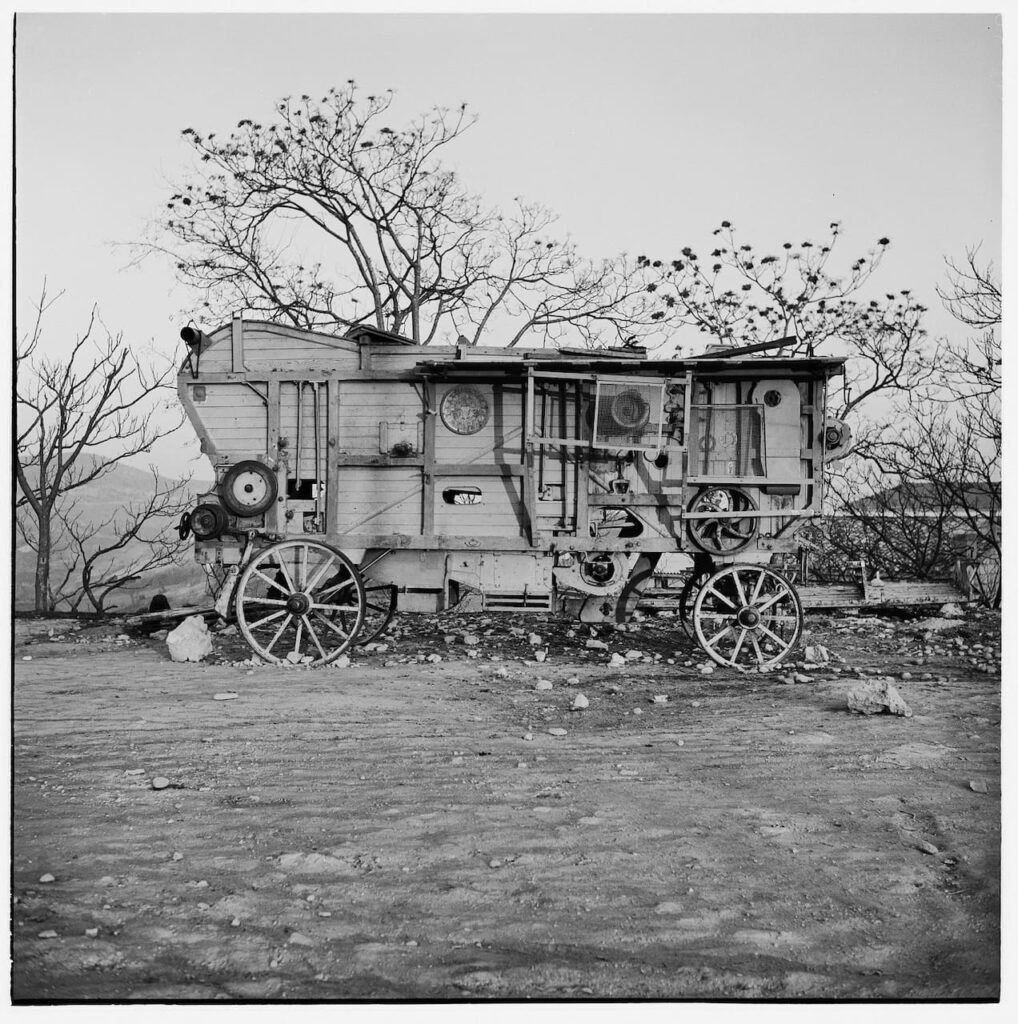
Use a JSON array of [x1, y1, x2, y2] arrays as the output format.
[[176, 316, 853, 670]]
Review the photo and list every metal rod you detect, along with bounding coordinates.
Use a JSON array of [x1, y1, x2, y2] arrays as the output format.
[[313, 381, 322, 524]]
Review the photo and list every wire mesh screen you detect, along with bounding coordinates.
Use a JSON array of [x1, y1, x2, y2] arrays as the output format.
[[688, 404, 766, 476], [594, 382, 665, 450]]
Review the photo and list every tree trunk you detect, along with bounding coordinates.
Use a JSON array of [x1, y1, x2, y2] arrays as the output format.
[[34, 512, 52, 613]]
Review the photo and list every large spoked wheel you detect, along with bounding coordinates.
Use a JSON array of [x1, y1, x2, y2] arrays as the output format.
[[236, 540, 366, 666], [346, 580, 398, 646], [692, 564, 803, 671]]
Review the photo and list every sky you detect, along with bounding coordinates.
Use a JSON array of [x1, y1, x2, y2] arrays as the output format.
[[12, 9, 1003, 478]]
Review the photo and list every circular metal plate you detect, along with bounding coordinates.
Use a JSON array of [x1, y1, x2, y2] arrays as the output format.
[[440, 385, 490, 435]]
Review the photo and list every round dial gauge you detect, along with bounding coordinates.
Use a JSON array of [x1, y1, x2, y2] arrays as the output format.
[[440, 385, 490, 435]]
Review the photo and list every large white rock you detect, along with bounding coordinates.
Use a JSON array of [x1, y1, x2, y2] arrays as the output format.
[[846, 679, 912, 717], [166, 615, 213, 663]]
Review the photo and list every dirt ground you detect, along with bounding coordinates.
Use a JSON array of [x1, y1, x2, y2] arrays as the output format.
[[11, 605, 1001, 1002]]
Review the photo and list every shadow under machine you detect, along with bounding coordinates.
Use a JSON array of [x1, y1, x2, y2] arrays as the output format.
[[176, 316, 852, 670]]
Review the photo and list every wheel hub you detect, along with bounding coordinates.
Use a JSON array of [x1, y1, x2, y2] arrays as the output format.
[[736, 606, 761, 629], [286, 592, 311, 615]]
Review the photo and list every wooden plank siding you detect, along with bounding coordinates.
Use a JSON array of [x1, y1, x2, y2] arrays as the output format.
[[188, 382, 269, 457]]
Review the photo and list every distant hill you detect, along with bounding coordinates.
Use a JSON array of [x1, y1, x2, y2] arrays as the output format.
[[15, 460, 214, 613]]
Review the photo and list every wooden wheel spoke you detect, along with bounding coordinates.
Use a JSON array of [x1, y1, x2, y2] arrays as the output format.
[[274, 559, 298, 596], [248, 609, 286, 631], [756, 586, 791, 613], [264, 615, 292, 654], [317, 575, 355, 600], [730, 569, 748, 605], [705, 623, 734, 650], [248, 597, 288, 607], [758, 623, 792, 651], [302, 615, 328, 660], [292, 617, 305, 657], [299, 545, 309, 589], [705, 585, 737, 611], [304, 554, 337, 595], [311, 611, 352, 641], [253, 567, 290, 594], [750, 569, 767, 604], [311, 602, 361, 613], [730, 627, 748, 663]]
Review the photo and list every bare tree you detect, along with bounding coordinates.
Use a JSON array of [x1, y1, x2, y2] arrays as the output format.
[[142, 83, 665, 349], [15, 284, 189, 613], [815, 249, 1000, 600], [638, 221, 936, 418]]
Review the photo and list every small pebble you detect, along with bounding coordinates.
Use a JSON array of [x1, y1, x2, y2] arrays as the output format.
[[84, 928, 99, 938], [548, 728, 567, 737], [572, 693, 589, 710], [969, 780, 988, 794], [38, 873, 55, 884], [152, 777, 171, 790]]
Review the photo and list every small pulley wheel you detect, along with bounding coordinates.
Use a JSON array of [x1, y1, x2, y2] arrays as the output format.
[[220, 460, 278, 517], [177, 511, 192, 540]]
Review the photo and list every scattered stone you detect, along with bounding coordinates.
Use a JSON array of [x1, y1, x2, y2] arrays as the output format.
[[85, 927, 99, 938], [488, 858, 503, 869], [846, 680, 912, 718], [969, 780, 988, 794], [804, 645, 830, 664], [916, 840, 940, 856], [38, 930, 58, 939], [462, 634, 479, 646], [522, 732, 534, 741], [152, 777, 171, 790], [566, 676, 580, 686], [528, 633, 542, 646], [125, 768, 145, 776], [426, 654, 443, 664], [608, 653, 626, 668], [166, 615, 213, 663], [39, 873, 55, 884], [548, 728, 568, 737], [535, 650, 547, 663], [535, 679, 553, 691], [231, 918, 241, 928], [289, 932, 314, 947], [699, 664, 715, 675], [632, 707, 643, 716], [586, 639, 608, 650], [939, 603, 965, 618], [651, 695, 668, 704], [171, 852, 183, 861], [213, 692, 239, 701], [22, 656, 32, 662], [572, 693, 589, 710], [333, 654, 351, 669], [793, 673, 814, 684], [625, 649, 644, 661]]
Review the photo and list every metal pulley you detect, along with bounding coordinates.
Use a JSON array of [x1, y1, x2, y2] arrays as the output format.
[[821, 417, 853, 462], [219, 460, 278, 517]]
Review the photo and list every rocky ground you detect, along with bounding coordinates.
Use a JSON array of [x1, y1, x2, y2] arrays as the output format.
[[12, 605, 1001, 1001]]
